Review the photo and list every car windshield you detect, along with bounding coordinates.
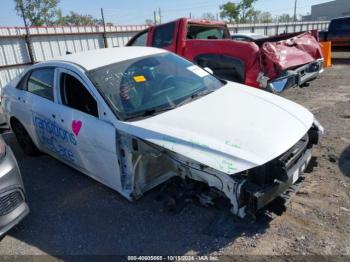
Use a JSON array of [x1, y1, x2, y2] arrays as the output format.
[[87, 52, 224, 121]]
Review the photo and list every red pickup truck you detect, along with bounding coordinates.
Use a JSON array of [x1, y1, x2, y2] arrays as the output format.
[[127, 18, 324, 93]]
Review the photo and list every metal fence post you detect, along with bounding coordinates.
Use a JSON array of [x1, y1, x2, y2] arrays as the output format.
[[19, 1, 34, 64], [101, 8, 108, 48]]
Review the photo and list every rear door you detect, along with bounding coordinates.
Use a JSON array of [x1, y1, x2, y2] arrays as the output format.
[[52, 67, 122, 190], [18, 67, 58, 148]]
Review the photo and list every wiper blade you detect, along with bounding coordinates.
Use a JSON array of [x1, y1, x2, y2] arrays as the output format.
[[124, 106, 176, 120], [176, 89, 215, 107]]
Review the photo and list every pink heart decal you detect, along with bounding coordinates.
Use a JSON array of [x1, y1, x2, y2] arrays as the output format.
[[72, 120, 82, 136]]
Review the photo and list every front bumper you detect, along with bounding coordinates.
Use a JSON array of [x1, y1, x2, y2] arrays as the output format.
[[243, 148, 312, 215], [238, 122, 323, 217], [0, 146, 29, 238], [268, 59, 324, 93]]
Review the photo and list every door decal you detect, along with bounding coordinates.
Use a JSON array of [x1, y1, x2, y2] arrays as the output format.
[[32, 111, 78, 163], [72, 120, 82, 136]]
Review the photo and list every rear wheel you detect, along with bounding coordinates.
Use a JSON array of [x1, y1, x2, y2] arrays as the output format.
[[12, 120, 40, 156]]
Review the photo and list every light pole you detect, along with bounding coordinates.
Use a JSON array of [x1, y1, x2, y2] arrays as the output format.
[[293, 0, 298, 22]]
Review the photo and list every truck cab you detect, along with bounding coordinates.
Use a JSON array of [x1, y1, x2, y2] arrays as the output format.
[[128, 18, 324, 93], [128, 18, 260, 87]]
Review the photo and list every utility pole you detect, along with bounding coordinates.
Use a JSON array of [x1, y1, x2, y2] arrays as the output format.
[[19, 0, 34, 64], [101, 8, 108, 48], [189, 12, 192, 19], [293, 0, 297, 22], [158, 8, 162, 24], [154, 10, 157, 24]]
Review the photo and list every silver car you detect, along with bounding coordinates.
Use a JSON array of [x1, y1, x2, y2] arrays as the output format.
[[0, 134, 29, 238]]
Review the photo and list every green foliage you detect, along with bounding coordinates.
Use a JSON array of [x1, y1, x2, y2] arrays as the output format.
[[219, 2, 239, 23], [278, 13, 293, 23], [14, 0, 110, 26], [202, 12, 216, 21], [258, 11, 273, 23], [145, 19, 154, 25], [14, 0, 60, 26], [220, 0, 257, 23], [56, 11, 102, 26]]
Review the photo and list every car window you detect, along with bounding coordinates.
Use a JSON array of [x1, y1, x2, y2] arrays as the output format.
[[27, 68, 54, 100], [87, 52, 224, 120], [187, 25, 230, 40], [16, 73, 29, 90], [152, 22, 175, 48], [60, 73, 98, 118], [130, 31, 148, 46]]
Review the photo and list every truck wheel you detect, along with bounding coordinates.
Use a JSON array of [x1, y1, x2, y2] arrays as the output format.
[[12, 120, 40, 156]]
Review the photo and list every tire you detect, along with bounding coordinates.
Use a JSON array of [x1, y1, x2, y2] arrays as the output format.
[[11, 120, 40, 156]]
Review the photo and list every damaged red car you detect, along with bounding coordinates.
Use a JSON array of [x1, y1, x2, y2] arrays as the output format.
[[127, 18, 324, 93]]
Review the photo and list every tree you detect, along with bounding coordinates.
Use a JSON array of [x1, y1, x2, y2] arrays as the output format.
[[219, 0, 258, 23], [55, 11, 102, 26], [278, 13, 293, 23], [202, 12, 216, 21], [145, 19, 154, 25], [237, 0, 257, 23], [219, 2, 239, 23], [258, 11, 273, 23], [14, 0, 60, 26], [248, 10, 261, 23]]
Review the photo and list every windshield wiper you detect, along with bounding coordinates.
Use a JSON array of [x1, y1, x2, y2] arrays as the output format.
[[124, 90, 215, 121], [175, 89, 215, 108], [124, 106, 176, 120]]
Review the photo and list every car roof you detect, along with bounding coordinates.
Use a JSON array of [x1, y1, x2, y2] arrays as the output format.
[[48, 47, 167, 71]]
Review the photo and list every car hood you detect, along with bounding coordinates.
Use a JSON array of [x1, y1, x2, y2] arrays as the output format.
[[119, 82, 314, 174]]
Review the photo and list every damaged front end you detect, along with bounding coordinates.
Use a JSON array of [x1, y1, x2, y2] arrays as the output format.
[[116, 120, 323, 219]]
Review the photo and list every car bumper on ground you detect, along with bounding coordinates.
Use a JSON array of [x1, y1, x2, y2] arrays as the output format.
[[0, 146, 29, 238]]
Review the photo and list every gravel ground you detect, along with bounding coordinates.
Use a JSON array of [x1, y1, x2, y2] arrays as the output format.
[[0, 50, 349, 257]]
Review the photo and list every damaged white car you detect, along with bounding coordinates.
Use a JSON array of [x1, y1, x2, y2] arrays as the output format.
[[1, 47, 323, 218]]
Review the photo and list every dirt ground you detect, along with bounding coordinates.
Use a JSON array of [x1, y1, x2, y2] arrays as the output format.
[[220, 49, 350, 256], [0, 50, 349, 258]]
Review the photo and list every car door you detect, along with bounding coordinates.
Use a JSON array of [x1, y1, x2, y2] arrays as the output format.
[[52, 67, 122, 191], [20, 67, 58, 148]]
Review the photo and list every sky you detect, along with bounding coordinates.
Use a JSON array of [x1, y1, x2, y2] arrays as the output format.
[[0, 0, 332, 26]]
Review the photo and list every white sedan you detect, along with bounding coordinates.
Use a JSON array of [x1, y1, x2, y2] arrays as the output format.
[[1, 47, 323, 218]]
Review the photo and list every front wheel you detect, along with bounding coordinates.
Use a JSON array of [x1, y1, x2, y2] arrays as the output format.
[[12, 120, 40, 156]]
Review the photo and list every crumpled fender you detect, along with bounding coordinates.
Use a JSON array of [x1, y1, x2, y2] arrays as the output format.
[[261, 32, 323, 79]]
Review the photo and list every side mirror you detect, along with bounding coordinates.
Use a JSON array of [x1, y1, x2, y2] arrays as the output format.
[[204, 67, 214, 75]]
